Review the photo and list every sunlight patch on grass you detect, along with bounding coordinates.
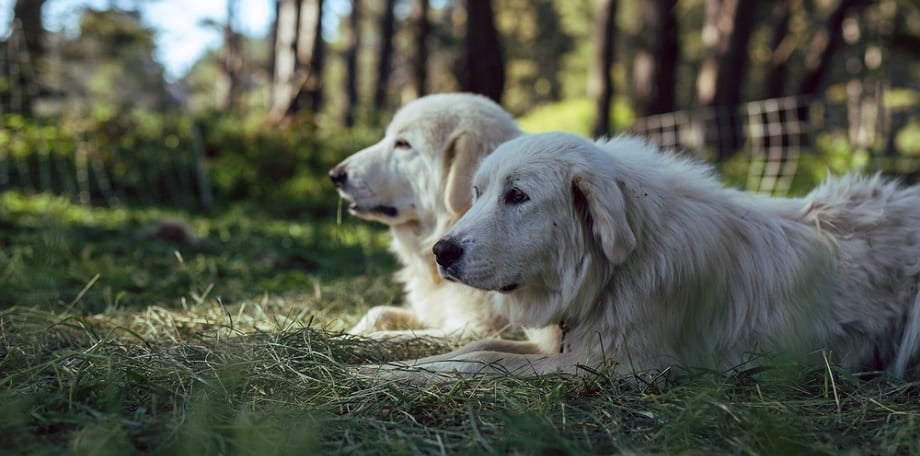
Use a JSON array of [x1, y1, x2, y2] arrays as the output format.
[[516, 98, 634, 136]]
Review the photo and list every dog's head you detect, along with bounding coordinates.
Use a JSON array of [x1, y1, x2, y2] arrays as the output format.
[[329, 93, 521, 227], [433, 133, 637, 312]]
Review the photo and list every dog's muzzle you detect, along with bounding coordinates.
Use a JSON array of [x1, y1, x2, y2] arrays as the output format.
[[328, 165, 348, 188]]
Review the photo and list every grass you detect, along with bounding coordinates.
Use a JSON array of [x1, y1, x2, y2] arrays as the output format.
[[2, 191, 919, 454], [0, 191, 396, 314]]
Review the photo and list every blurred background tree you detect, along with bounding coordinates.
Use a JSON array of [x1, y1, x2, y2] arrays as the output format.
[[6, 0, 46, 116], [60, 9, 172, 117], [589, 0, 617, 138], [631, 0, 678, 117], [269, 0, 324, 122], [0, 0, 917, 211], [457, 0, 505, 103]]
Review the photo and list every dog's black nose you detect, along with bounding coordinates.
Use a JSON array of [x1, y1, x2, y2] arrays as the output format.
[[329, 166, 348, 187], [433, 238, 463, 267]]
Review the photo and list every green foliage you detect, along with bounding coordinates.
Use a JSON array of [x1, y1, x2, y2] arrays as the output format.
[[0, 112, 384, 216], [195, 113, 383, 217], [497, 0, 576, 114], [1, 113, 201, 208], [517, 97, 634, 136], [896, 116, 920, 156], [48, 9, 171, 121], [181, 35, 274, 114]]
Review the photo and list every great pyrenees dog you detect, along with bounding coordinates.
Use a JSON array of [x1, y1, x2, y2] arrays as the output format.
[[369, 132, 920, 381], [330, 93, 560, 348]]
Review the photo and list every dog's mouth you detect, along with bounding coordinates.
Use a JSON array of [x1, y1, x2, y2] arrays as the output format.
[[370, 205, 399, 217], [437, 264, 460, 282], [347, 202, 399, 218], [335, 188, 400, 218], [438, 265, 520, 293]]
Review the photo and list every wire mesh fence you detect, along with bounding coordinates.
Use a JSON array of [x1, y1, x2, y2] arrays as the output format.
[[0, 15, 214, 211], [631, 84, 919, 195], [2, 89, 916, 211], [0, 115, 213, 210]]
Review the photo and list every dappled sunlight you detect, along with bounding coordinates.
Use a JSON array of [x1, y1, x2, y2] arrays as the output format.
[[0, 190, 397, 316], [2, 303, 918, 454], [1, 0, 917, 453]]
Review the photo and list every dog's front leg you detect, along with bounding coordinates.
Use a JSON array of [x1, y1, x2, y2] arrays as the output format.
[[349, 306, 420, 334], [446, 339, 546, 356], [356, 349, 580, 384]]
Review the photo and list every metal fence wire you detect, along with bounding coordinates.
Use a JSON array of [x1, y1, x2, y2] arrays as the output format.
[[631, 84, 919, 195]]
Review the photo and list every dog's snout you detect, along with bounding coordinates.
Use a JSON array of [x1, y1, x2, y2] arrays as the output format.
[[433, 238, 464, 267], [328, 166, 348, 187]]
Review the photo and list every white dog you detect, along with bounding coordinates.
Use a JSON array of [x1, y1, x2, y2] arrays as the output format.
[[330, 93, 560, 349], [375, 132, 920, 380]]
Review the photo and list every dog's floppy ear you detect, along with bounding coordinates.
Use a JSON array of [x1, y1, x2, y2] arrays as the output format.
[[442, 131, 486, 216], [572, 170, 636, 265]]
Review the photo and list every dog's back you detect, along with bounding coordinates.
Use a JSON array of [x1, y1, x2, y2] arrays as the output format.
[[801, 174, 920, 376]]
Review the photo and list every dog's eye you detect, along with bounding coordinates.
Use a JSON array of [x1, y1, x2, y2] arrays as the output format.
[[473, 186, 481, 199], [394, 138, 411, 150], [504, 188, 529, 205]]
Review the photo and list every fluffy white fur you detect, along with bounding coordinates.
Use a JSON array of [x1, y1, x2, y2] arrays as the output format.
[[330, 93, 560, 349], [372, 132, 920, 380]]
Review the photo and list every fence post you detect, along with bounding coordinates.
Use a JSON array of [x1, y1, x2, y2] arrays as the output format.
[[191, 122, 213, 211], [75, 137, 90, 205]]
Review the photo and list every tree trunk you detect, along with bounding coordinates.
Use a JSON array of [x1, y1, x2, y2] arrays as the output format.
[[13, 0, 45, 59], [631, 0, 678, 117], [458, 0, 504, 103], [342, 0, 361, 127], [269, 0, 280, 81], [797, 0, 870, 97], [373, 0, 396, 114], [219, 0, 244, 112], [7, 0, 47, 115], [589, 0, 617, 138], [530, 0, 572, 103], [270, 0, 324, 122], [696, 0, 758, 108], [270, 0, 297, 119], [695, 0, 759, 161], [762, 0, 793, 99], [409, 0, 429, 100], [298, 0, 325, 115]]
